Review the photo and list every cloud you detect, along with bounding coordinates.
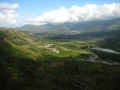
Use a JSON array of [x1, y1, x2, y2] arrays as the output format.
[[0, 3, 19, 27], [0, 3, 120, 27], [27, 3, 120, 25]]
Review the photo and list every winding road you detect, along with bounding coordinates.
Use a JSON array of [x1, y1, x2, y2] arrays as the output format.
[[78, 54, 120, 65]]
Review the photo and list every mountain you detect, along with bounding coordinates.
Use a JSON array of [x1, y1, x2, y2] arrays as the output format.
[[19, 24, 80, 36], [19, 18, 120, 36]]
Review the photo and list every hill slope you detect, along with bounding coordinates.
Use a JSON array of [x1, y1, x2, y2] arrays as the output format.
[[0, 29, 92, 60]]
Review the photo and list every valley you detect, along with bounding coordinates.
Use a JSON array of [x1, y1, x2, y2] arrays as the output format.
[[0, 18, 120, 90]]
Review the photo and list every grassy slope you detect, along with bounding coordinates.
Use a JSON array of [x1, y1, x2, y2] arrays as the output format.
[[0, 29, 93, 60]]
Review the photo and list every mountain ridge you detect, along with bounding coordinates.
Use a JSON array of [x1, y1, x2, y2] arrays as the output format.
[[19, 18, 120, 36]]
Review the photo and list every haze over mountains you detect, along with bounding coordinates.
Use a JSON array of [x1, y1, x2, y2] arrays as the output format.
[[19, 18, 120, 36]]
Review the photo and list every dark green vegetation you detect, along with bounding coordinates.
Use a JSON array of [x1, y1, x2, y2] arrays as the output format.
[[99, 31, 120, 52], [95, 30, 120, 62], [91, 47, 120, 62], [0, 18, 120, 90]]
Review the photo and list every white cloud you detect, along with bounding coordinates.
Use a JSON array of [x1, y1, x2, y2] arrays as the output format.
[[0, 3, 19, 27], [0, 3, 120, 27], [0, 3, 18, 10], [27, 3, 120, 25]]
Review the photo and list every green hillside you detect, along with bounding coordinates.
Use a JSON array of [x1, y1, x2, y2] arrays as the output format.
[[0, 29, 93, 60], [0, 28, 120, 90]]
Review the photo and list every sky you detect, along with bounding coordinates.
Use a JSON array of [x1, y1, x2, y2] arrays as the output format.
[[0, 0, 120, 27]]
